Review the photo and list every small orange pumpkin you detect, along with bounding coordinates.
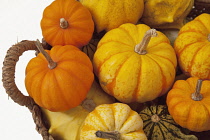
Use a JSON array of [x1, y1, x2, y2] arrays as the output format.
[[167, 77, 210, 132], [25, 40, 94, 112], [40, 0, 94, 48]]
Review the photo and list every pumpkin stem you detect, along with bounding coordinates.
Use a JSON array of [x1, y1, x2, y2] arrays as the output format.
[[151, 114, 160, 123], [95, 130, 120, 140], [60, 18, 69, 29], [134, 29, 158, 55], [81, 99, 96, 112], [191, 79, 203, 101], [35, 39, 57, 69], [208, 34, 210, 42]]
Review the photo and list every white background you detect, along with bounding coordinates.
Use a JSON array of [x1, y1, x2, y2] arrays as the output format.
[[0, 0, 53, 139]]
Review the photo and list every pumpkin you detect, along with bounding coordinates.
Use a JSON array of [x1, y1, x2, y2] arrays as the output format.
[[140, 0, 194, 29], [166, 77, 210, 132], [40, 0, 94, 48], [174, 13, 210, 80], [80, 0, 144, 33], [80, 103, 147, 140], [25, 40, 94, 112], [93, 23, 177, 103], [139, 105, 198, 140], [42, 80, 115, 140]]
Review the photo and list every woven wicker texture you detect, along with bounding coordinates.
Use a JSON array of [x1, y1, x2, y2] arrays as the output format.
[[187, 0, 210, 19], [2, 40, 53, 140]]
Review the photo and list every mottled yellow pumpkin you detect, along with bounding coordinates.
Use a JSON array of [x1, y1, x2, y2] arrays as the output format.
[[80, 103, 147, 140], [174, 13, 210, 79], [93, 23, 177, 103], [80, 0, 144, 33]]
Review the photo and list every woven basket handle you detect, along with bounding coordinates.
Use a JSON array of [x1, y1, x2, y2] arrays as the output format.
[[2, 40, 54, 140]]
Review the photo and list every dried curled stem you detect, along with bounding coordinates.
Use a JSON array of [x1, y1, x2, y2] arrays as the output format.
[[135, 29, 158, 55], [35, 39, 57, 69], [95, 130, 120, 140]]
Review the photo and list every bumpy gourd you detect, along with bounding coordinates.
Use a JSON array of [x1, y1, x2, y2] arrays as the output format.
[[80, 0, 144, 33], [141, 0, 194, 29]]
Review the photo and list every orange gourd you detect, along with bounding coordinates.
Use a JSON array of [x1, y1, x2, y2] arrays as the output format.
[[40, 0, 94, 48], [174, 13, 210, 79], [25, 40, 94, 112], [167, 77, 210, 132]]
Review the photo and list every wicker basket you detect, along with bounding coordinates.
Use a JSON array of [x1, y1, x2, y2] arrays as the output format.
[[2, 0, 210, 140]]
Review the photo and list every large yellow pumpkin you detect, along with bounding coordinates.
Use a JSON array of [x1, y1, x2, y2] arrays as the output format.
[[167, 77, 210, 132], [40, 0, 94, 48], [80, 103, 147, 140], [25, 40, 94, 111], [93, 23, 177, 103], [174, 13, 210, 79], [80, 0, 144, 33]]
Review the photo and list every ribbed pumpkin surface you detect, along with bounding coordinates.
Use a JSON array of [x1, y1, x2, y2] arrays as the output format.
[[80, 103, 147, 140], [25, 45, 94, 111], [174, 13, 210, 79], [40, 0, 94, 48], [93, 23, 177, 103], [139, 105, 198, 140]]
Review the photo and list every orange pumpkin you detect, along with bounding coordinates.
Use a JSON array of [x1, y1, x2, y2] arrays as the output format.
[[174, 13, 210, 79], [167, 77, 210, 132], [40, 0, 94, 48], [25, 40, 94, 112]]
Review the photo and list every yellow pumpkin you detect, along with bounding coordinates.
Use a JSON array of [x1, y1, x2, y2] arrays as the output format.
[[80, 0, 144, 33], [80, 103, 147, 140], [42, 81, 115, 140], [174, 13, 210, 79], [141, 0, 194, 29], [93, 23, 177, 103], [167, 77, 210, 132]]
